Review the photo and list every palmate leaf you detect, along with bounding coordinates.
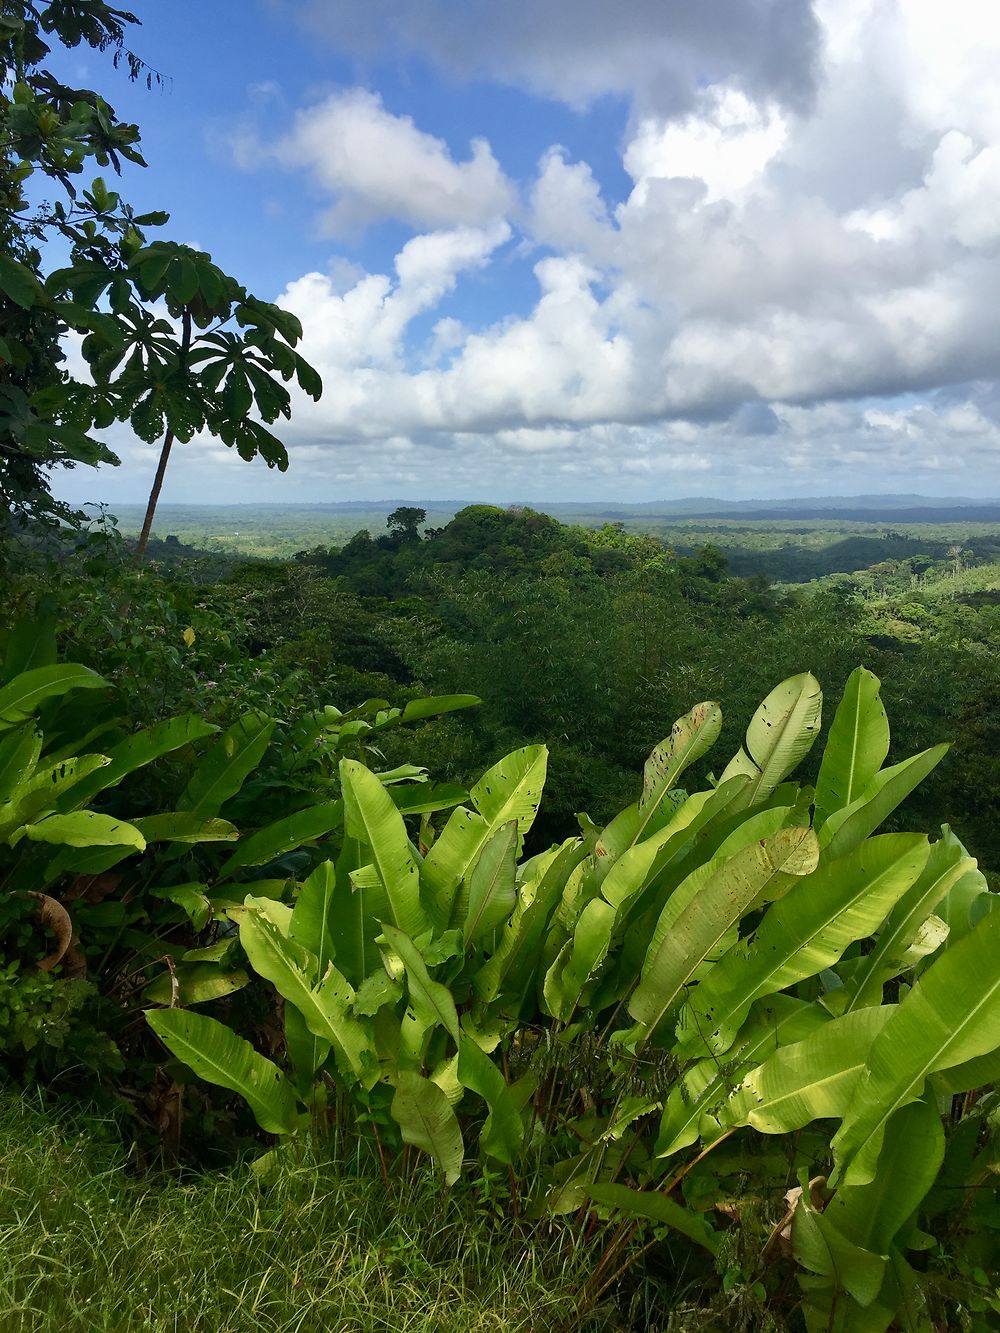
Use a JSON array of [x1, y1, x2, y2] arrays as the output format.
[[626, 826, 819, 1045], [832, 908, 1000, 1187], [390, 1071, 465, 1185], [814, 667, 889, 828], [718, 672, 823, 808], [341, 759, 427, 939], [676, 834, 929, 1059], [146, 1008, 298, 1136]]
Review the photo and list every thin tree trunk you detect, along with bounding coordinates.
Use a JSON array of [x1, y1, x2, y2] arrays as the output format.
[[134, 427, 175, 561], [134, 307, 192, 563]]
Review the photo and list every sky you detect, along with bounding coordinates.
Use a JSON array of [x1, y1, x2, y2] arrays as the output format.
[[51, 0, 1000, 507]]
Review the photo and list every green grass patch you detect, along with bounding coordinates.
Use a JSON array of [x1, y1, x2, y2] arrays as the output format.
[[0, 1095, 605, 1333]]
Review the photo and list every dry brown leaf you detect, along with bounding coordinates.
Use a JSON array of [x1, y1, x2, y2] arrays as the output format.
[[28, 892, 74, 972]]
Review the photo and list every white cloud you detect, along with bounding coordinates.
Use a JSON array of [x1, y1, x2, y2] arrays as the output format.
[[273, 89, 514, 233]]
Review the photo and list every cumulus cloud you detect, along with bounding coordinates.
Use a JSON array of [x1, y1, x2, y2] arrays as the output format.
[[273, 89, 514, 233], [288, 0, 821, 115], [68, 0, 1000, 505]]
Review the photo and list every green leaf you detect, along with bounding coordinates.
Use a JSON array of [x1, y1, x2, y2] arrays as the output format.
[[422, 745, 547, 926], [627, 826, 819, 1043], [656, 996, 829, 1157], [821, 745, 949, 860], [24, 810, 145, 850], [144, 962, 249, 1007], [149, 882, 213, 930], [216, 801, 343, 879], [814, 668, 890, 828], [146, 1008, 298, 1135], [0, 664, 107, 729], [676, 833, 930, 1058], [832, 908, 1000, 1187], [398, 694, 481, 723], [390, 1071, 465, 1184], [841, 827, 975, 1011], [463, 820, 518, 944], [718, 673, 823, 806], [823, 1097, 945, 1255], [457, 1036, 525, 1164], [380, 924, 460, 1044], [715, 1006, 896, 1135], [240, 904, 376, 1086], [1, 617, 57, 682], [0, 253, 43, 308], [340, 759, 427, 939], [791, 1179, 887, 1308], [0, 727, 42, 803], [178, 712, 274, 818], [585, 1183, 721, 1255], [130, 813, 238, 844], [63, 714, 219, 809], [290, 861, 337, 976]]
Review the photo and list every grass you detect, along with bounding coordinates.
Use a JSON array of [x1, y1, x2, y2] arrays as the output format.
[[0, 1094, 611, 1333]]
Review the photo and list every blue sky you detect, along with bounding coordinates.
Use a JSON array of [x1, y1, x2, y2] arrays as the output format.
[[52, 0, 1000, 507]]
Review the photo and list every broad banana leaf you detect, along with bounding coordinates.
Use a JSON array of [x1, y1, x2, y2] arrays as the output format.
[[463, 820, 518, 944], [23, 809, 146, 849], [718, 672, 823, 807], [178, 711, 275, 818], [594, 702, 722, 878], [216, 801, 344, 879], [0, 726, 42, 801], [289, 860, 337, 974], [390, 1070, 464, 1184], [146, 1007, 299, 1135], [626, 826, 819, 1044], [340, 758, 427, 939], [714, 1006, 895, 1135], [824, 1096, 945, 1255], [421, 746, 547, 926], [457, 1034, 525, 1163], [61, 714, 219, 809], [0, 664, 107, 730], [820, 745, 949, 860], [841, 828, 974, 1011], [380, 924, 460, 1044], [240, 904, 377, 1086], [585, 1183, 720, 1255], [676, 834, 929, 1058], [656, 996, 829, 1157], [832, 907, 1000, 1187], [473, 838, 585, 1008], [814, 667, 889, 828]]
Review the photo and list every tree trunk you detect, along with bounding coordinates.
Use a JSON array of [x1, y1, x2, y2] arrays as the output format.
[[133, 307, 192, 563]]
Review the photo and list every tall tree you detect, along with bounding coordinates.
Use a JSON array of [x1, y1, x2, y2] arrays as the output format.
[[0, 1, 322, 558]]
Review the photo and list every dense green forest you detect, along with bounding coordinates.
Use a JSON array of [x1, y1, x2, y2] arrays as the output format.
[[1, 5, 998, 1331]]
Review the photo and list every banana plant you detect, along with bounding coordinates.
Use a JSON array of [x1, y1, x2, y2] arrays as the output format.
[[146, 667, 999, 1332]]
